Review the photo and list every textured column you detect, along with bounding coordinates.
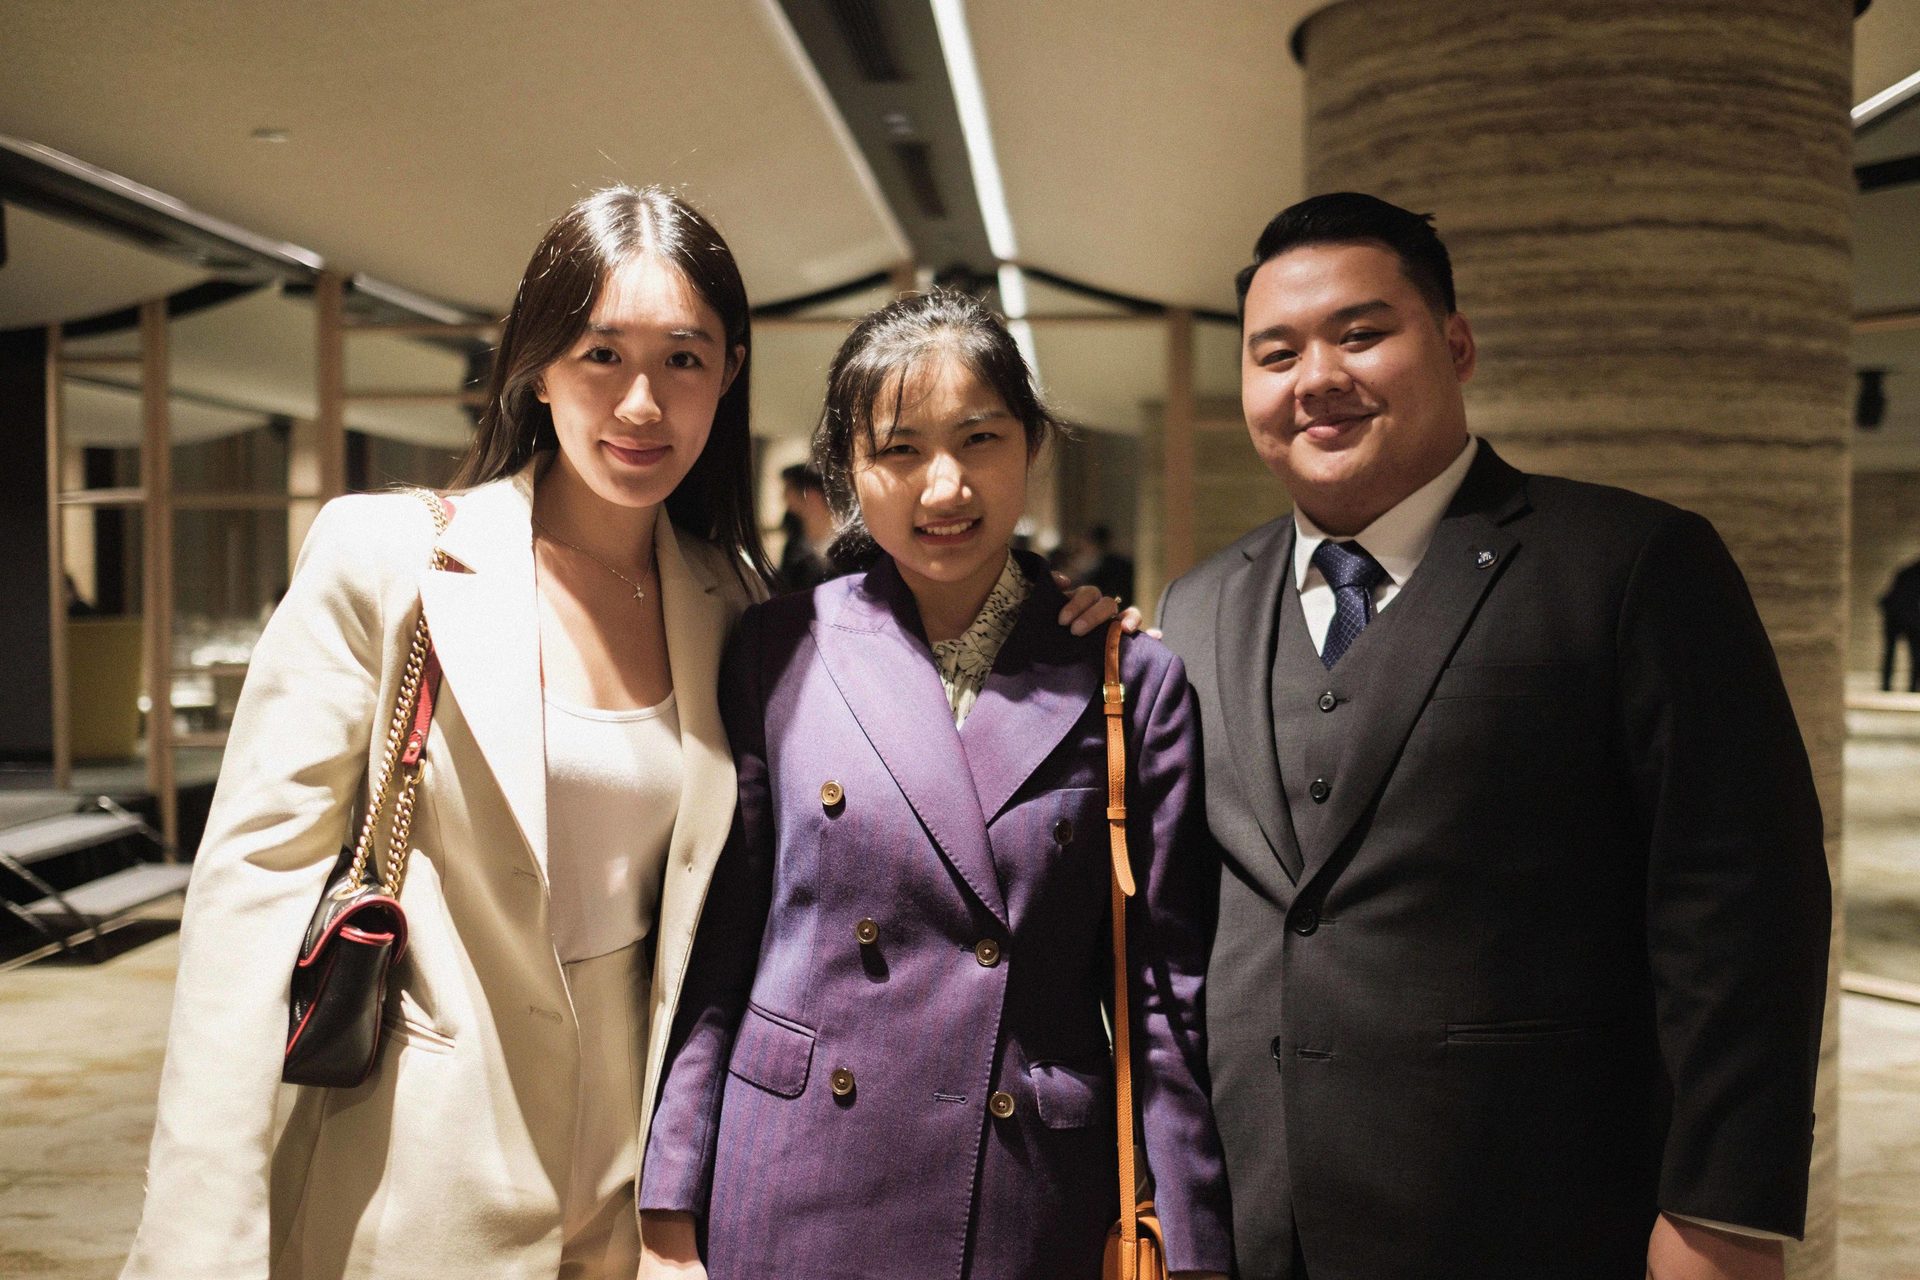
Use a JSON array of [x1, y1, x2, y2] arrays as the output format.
[[1298, 2, 1854, 1274]]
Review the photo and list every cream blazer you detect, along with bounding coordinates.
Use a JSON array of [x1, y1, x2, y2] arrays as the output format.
[[121, 465, 755, 1280]]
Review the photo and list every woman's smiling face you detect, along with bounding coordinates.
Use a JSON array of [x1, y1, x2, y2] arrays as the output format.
[[537, 253, 741, 512], [853, 351, 1031, 608]]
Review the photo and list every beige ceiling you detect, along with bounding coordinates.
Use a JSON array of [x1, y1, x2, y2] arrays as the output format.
[[973, 0, 1312, 312], [3, 0, 1916, 458], [0, 203, 209, 328], [0, 0, 906, 312], [1856, 0, 1920, 103], [62, 288, 472, 447]]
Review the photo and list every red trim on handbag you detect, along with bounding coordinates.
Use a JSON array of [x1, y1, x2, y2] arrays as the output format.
[[295, 895, 409, 967]]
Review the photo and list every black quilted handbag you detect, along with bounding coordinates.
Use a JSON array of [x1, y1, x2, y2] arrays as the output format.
[[283, 491, 448, 1088]]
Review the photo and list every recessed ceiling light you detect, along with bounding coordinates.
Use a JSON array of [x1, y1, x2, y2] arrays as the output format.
[[250, 127, 290, 143]]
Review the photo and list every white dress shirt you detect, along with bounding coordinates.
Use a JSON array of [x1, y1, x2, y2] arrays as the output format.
[[1292, 437, 1480, 654]]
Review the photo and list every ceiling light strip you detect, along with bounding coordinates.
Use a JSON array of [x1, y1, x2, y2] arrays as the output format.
[[929, 0, 1019, 264], [1854, 67, 1920, 128]]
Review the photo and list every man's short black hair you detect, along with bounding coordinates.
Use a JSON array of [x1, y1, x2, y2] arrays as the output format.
[[1234, 192, 1456, 321]]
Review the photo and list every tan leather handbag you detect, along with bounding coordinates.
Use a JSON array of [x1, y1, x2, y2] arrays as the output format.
[[1099, 620, 1170, 1280]]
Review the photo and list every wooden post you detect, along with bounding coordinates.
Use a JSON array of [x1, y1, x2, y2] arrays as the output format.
[[890, 261, 917, 297], [139, 301, 177, 853], [1163, 307, 1197, 581], [315, 271, 347, 499], [44, 325, 71, 791]]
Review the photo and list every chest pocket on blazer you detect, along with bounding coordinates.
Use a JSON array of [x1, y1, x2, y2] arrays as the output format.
[[728, 1004, 816, 1098], [1429, 661, 1592, 701]]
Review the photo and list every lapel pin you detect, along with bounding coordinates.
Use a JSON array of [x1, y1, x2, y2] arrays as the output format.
[[1473, 549, 1497, 570]]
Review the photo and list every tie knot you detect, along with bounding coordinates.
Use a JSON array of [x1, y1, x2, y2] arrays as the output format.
[[1312, 539, 1385, 593]]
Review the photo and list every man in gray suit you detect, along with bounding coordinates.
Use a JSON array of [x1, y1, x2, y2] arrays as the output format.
[[1156, 194, 1830, 1280]]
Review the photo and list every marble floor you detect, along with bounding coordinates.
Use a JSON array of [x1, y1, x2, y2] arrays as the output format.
[[0, 912, 1915, 1277], [0, 703, 1916, 1277], [1845, 701, 1920, 988]]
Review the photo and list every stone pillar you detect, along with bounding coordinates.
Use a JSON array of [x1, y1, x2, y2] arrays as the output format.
[[1296, 2, 1855, 1274]]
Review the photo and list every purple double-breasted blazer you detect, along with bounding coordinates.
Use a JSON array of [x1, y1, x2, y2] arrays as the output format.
[[640, 554, 1232, 1280]]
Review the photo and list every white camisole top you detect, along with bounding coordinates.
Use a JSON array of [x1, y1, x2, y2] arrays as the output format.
[[541, 691, 682, 964]]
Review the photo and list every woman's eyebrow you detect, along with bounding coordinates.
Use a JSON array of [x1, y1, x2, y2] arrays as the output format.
[[948, 409, 1012, 430], [585, 322, 718, 345]]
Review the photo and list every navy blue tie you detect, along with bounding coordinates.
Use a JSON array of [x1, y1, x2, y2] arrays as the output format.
[[1313, 540, 1386, 668]]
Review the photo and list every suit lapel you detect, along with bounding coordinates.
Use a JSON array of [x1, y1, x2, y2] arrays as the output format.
[[1214, 520, 1306, 883], [418, 470, 547, 875], [1301, 447, 1531, 882], [814, 562, 1008, 927], [958, 568, 1102, 828]]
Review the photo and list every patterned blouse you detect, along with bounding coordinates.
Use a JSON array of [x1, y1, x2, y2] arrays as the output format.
[[932, 554, 1032, 728]]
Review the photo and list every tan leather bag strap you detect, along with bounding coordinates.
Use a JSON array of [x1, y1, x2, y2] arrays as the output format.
[[1104, 619, 1140, 1277]]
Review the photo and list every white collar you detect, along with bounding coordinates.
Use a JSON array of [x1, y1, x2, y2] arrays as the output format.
[[1291, 436, 1480, 591]]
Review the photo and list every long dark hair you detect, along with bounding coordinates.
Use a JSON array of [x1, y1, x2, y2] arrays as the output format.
[[812, 289, 1060, 564], [453, 185, 769, 581]]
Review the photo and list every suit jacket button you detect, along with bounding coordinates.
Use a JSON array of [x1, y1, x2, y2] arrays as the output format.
[[974, 938, 1002, 967], [829, 1067, 856, 1097], [1053, 818, 1074, 844], [855, 918, 880, 946], [1318, 691, 1337, 713], [1292, 905, 1320, 936], [821, 780, 844, 808], [1309, 778, 1331, 803], [989, 1090, 1016, 1118]]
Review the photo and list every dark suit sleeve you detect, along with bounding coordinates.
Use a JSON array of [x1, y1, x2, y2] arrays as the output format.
[[1616, 510, 1830, 1237], [1125, 643, 1234, 1272], [639, 609, 778, 1215]]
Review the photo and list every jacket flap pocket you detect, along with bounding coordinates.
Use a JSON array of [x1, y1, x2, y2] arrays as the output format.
[[1028, 1059, 1107, 1129], [1445, 1015, 1610, 1045], [728, 1004, 816, 1098]]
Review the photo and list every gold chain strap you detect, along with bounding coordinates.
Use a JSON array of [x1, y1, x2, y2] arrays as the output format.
[[344, 490, 449, 898]]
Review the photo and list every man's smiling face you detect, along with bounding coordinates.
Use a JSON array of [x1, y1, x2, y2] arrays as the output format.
[[1240, 240, 1476, 535]]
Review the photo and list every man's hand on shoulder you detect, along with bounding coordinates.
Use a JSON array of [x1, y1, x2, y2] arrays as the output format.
[[1646, 1213, 1785, 1280], [1053, 571, 1145, 635]]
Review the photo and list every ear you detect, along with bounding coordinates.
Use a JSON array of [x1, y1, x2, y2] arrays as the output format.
[[720, 343, 746, 397], [1446, 312, 1477, 385], [532, 373, 550, 405]]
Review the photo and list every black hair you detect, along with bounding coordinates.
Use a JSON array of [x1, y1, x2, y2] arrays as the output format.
[[811, 289, 1060, 565], [451, 184, 769, 583], [1234, 192, 1456, 321]]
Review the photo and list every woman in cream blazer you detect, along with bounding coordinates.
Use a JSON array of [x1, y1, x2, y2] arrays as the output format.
[[122, 187, 764, 1280]]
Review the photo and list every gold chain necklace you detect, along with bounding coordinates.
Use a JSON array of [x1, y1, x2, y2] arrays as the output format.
[[532, 518, 654, 603]]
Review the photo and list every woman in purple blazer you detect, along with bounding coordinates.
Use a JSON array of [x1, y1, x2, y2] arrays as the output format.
[[638, 291, 1232, 1280]]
